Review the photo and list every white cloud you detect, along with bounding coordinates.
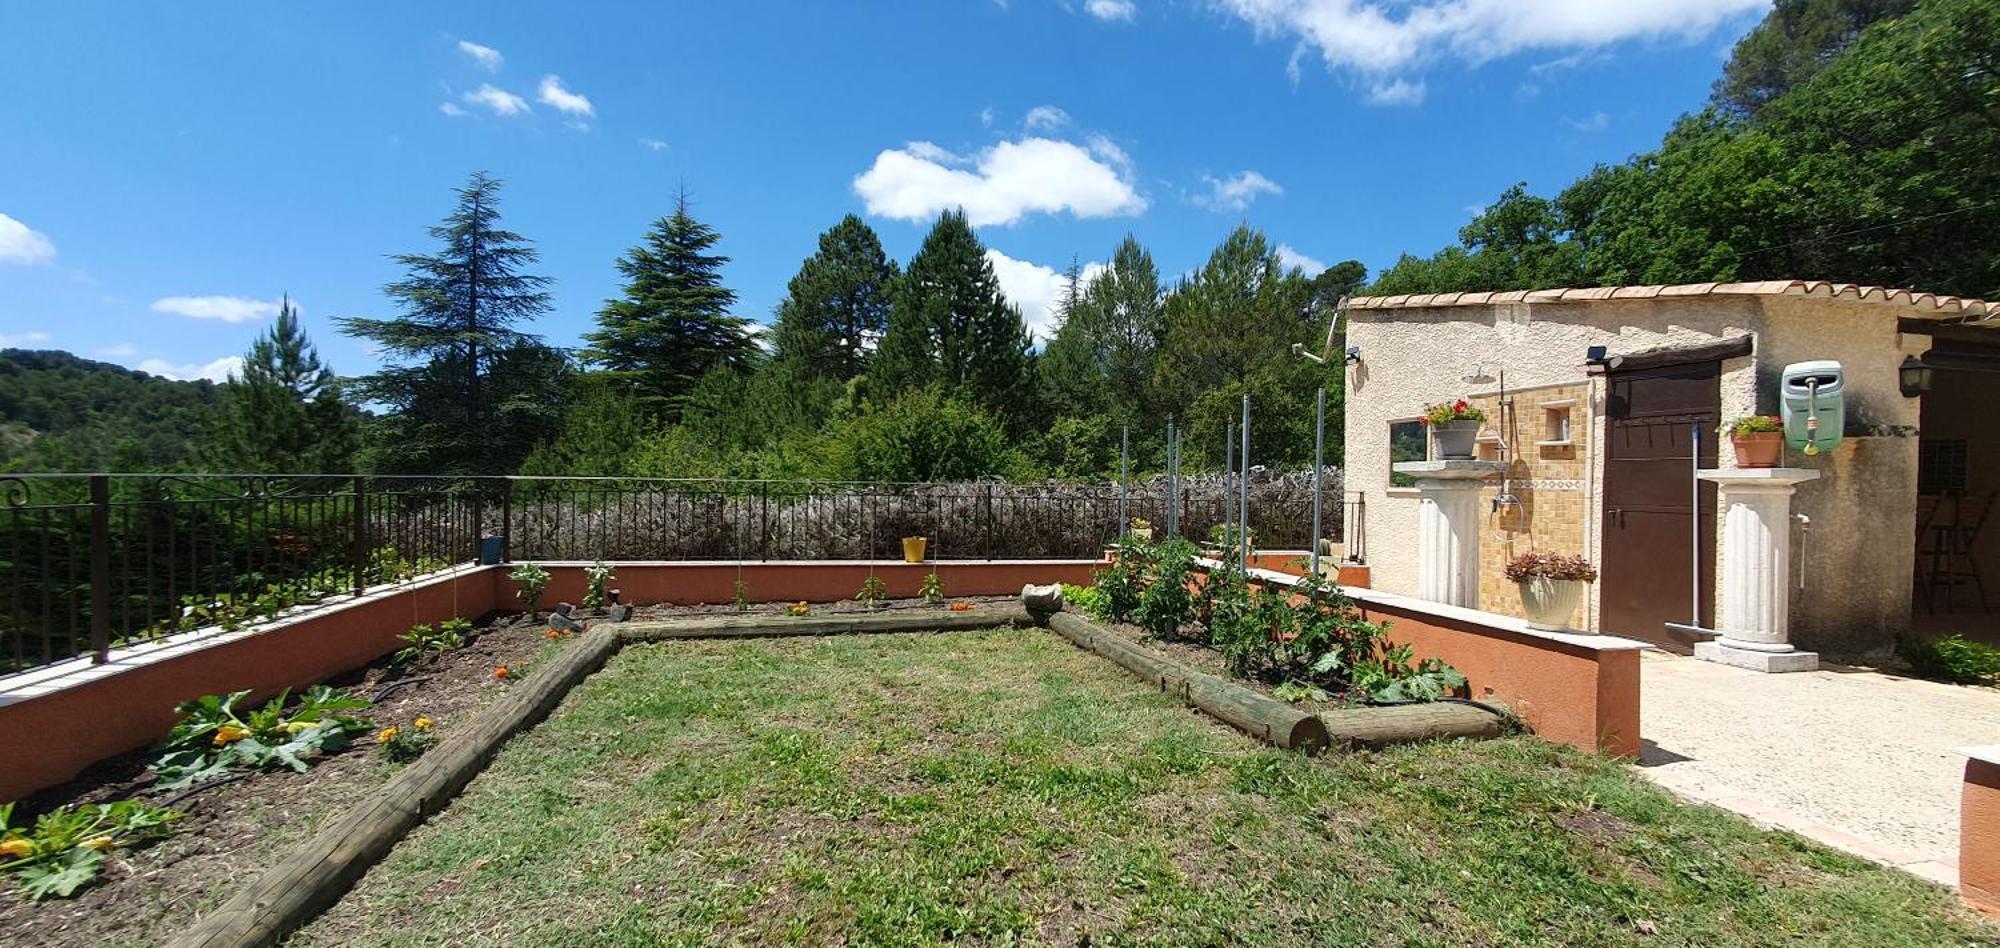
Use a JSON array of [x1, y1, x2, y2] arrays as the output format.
[[1217, 0, 1767, 101], [984, 249, 1108, 344], [463, 84, 530, 117], [0, 213, 56, 265], [639, 137, 669, 151], [438, 101, 468, 117], [1276, 244, 1327, 276], [1023, 105, 1071, 131], [456, 40, 503, 72], [537, 75, 594, 119], [1366, 77, 1426, 106], [138, 355, 244, 384], [979, 106, 996, 127], [1085, 0, 1137, 20], [94, 342, 138, 357], [150, 295, 286, 323], [1194, 170, 1283, 212], [0, 331, 51, 347], [1562, 111, 1610, 131], [854, 136, 1148, 227]]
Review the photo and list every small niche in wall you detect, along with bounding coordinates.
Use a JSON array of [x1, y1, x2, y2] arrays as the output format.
[[1538, 401, 1576, 458]]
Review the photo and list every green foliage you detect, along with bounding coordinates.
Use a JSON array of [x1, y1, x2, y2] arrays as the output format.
[[872, 210, 1033, 426], [516, 373, 657, 477], [817, 387, 1014, 482], [920, 572, 945, 605], [393, 620, 468, 666], [339, 172, 571, 475], [772, 214, 900, 382], [583, 561, 616, 608], [1134, 538, 1198, 639], [1059, 582, 1107, 618], [733, 577, 752, 612], [202, 298, 359, 473], [1092, 533, 1157, 623], [0, 349, 225, 472], [0, 799, 181, 900], [375, 719, 439, 763], [1899, 633, 2000, 684], [509, 562, 552, 612], [580, 192, 760, 422], [1713, 0, 1916, 119], [152, 686, 373, 789], [856, 574, 889, 607]]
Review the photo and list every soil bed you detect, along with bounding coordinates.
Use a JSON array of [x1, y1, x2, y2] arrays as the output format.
[[1084, 614, 1357, 712], [0, 596, 989, 947]]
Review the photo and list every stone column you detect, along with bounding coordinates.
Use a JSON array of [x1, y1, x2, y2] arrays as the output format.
[[1393, 461, 1505, 608], [1694, 468, 1820, 672]]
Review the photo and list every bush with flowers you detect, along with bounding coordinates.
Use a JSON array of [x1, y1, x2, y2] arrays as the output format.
[[376, 716, 438, 763], [1420, 399, 1486, 426], [150, 686, 373, 789]]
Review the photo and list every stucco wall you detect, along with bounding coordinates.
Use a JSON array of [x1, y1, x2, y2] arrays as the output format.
[[1344, 297, 1764, 633], [1344, 295, 1921, 654]]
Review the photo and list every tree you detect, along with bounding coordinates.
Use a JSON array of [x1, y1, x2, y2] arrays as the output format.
[[1040, 236, 1166, 432], [1713, 0, 1916, 120], [339, 172, 569, 475], [871, 210, 1033, 424], [204, 297, 357, 473], [771, 215, 899, 381], [582, 193, 760, 421], [816, 387, 1015, 483]]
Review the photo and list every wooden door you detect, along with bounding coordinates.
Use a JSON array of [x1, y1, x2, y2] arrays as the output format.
[[1600, 361, 1720, 650]]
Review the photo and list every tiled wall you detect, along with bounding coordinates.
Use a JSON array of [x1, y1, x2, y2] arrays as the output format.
[[1466, 383, 1593, 619]]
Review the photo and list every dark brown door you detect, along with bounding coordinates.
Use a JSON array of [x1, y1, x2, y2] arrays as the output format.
[[1600, 361, 1720, 650]]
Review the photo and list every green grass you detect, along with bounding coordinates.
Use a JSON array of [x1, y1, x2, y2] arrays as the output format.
[[290, 628, 1997, 947]]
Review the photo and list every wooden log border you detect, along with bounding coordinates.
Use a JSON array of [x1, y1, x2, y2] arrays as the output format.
[[166, 605, 1031, 948]]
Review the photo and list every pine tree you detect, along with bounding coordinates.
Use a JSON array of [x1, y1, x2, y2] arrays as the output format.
[[581, 193, 758, 421], [1037, 257, 1105, 418], [205, 297, 357, 473], [771, 214, 899, 382], [338, 172, 569, 475], [872, 210, 1032, 423]]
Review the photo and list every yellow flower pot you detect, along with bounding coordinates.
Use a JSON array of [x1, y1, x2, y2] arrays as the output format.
[[901, 536, 928, 563]]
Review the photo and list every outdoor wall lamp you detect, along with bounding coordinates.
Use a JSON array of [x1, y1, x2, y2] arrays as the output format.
[[1585, 344, 1610, 366], [1345, 346, 1362, 366], [1898, 354, 1933, 397]]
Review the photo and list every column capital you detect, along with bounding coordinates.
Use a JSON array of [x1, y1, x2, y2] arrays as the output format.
[[1393, 460, 1505, 487], [1696, 468, 1821, 493]]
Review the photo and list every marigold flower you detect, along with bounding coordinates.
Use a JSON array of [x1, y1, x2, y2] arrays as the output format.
[[0, 838, 32, 859], [545, 628, 563, 640], [494, 666, 510, 679], [375, 726, 400, 744], [413, 716, 434, 731], [949, 601, 973, 612], [81, 835, 114, 852], [212, 725, 250, 746]]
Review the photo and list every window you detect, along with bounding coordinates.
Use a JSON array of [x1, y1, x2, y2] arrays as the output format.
[[1389, 420, 1426, 488], [1543, 405, 1573, 444], [1919, 439, 1970, 494]]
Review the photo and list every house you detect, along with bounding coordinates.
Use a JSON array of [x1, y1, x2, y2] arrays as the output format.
[[1340, 280, 1998, 660]]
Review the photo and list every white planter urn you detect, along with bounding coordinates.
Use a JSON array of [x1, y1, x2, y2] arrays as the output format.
[[1518, 578, 1588, 632]]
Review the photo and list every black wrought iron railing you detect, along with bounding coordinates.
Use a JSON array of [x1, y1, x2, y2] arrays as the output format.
[[0, 471, 1341, 675]]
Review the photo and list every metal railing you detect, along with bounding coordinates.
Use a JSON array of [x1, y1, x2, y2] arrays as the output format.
[[0, 471, 1342, 675]]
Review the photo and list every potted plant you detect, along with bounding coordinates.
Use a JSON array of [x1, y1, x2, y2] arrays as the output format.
[[901, 535, 928, 563], [1421, 400, 1487, 460], [1720, 415, 1784, 468], [1128, 518, 1154, 542], [1505, 551, 1598, 632]]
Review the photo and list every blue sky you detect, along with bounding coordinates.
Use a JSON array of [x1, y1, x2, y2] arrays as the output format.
[[0, 0, 1769, 383]]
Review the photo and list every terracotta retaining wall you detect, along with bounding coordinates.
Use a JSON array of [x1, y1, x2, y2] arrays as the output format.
[[1963, 750, 2000, 915], [0, 559, 1101, 804], [1206, 561, 1646, 758]]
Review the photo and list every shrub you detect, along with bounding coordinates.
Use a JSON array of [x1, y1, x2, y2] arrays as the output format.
[[1899, 634, 2000, 684], [152, 686, 373, 789], [1503, 551, 1598, 583], [1135, 538, 1199, 639], [509, 562, 552, 613], [0, 800, 180, 900], [818, 388, 1015, 483]]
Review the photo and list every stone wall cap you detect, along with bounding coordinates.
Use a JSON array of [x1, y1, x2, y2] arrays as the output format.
[[1957, 745, 2000, 766], [1392, 460, 1507, 480], [1695, 468, 1823, 486]]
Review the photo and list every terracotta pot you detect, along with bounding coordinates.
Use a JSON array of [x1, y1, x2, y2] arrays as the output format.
[[901, 536, 928, 563], [1518, 578, 1588, 632], [1431, 420, 1481, 460], [1731, 430, 1783, 468]]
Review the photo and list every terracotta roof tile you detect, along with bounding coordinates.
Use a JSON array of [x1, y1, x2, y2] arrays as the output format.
[[1347, 279, 1998, 322]]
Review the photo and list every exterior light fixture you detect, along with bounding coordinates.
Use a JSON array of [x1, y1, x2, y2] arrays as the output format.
[[1585, 345, 1609, 366], [1344, 346, 1362, 366], [1899, 354, 1933, 397]]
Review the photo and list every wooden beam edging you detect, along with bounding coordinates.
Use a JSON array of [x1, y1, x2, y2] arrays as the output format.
[[165, 606, 1024, 948], [1045, 611, 1330, 753]]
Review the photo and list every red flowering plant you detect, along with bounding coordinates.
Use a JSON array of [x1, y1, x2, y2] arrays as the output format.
[[1420, 399, 1486, 426], [1504, 551, 1599, 584]]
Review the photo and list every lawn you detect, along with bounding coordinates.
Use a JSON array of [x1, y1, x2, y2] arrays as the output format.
[[290, 628, 1997, 947]]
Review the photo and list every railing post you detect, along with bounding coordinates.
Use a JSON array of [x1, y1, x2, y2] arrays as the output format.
[[499, 478, 512, 563], [351, 476, 368, 598], [88, 475, 111, 664], [983, 482, 995, 561], [760, 481, 770, 562]]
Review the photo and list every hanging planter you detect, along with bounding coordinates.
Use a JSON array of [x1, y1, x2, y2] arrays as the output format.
[[901, 536, 928, 563], [1421, 399, 1487, 460], [1505, 552, 1598, 632], [1720, 416, 1784, 468]]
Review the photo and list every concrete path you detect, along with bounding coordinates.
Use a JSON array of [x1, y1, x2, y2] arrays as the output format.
[[1638, 652, 2000, 887]]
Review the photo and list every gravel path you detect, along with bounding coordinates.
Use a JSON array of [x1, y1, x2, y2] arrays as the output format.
[[1639, 652, 2000, 882]]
